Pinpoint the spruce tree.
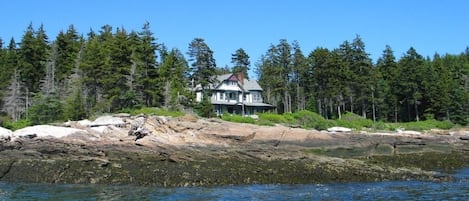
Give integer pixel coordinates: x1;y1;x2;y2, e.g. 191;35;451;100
231;48;250;79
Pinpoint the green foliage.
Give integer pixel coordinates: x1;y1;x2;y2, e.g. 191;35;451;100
221;114;255;124
194;95;215;118
1;23;468;129
27;94;64;125
63;89;86;121
122;107;184;117
257;112;290;124
290;110;334;130
2;119;32;131
398;119;455;131
336;112;373;129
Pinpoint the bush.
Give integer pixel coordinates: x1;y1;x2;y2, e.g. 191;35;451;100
291;110;334;130
123;107;184;117
336;112;373;129
399;119;455;131
2;119;32;131
222;114;256;124
258;113;289;124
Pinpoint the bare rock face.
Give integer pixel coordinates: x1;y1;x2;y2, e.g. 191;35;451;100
327;127;352;133
12;125;86;140
0;127;12;142
90;115;127;127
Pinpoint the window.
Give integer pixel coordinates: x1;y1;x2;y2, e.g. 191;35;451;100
231;81;237;86
253;93;262;102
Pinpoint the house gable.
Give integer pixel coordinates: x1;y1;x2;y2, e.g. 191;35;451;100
194;72;274;115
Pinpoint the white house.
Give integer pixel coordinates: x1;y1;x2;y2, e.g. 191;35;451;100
194;73;274;116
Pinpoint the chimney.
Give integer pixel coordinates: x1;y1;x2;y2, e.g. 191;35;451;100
237;72;244;85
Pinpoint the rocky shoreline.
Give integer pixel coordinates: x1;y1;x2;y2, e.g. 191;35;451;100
1;114;468;186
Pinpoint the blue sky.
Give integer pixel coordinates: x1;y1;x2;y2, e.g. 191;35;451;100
1;0;469;78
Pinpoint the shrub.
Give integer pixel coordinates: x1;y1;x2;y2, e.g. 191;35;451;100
222;114;255;124
290;110;334;130
336;112;373;129
124;107;184;117
258;113;289;124
2;119;32;131
399;119;455;131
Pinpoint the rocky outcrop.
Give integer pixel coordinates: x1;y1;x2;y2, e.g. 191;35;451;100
0;114;468;186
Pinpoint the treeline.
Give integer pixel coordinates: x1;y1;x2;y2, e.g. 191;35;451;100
257;37;469;125
0;23;468;126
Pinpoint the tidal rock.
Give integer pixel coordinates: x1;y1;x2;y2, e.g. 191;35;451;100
327;127;352;133
0;126;12;142
91;115;126;127
12;125;86;140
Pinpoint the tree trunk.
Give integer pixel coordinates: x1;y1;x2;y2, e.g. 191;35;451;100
317;99;322;116
164;80;170;108
349;95;354;113
372;91;376;122
394;105;398;123
414;98;419;122
337;105;341;119
296;83;301;111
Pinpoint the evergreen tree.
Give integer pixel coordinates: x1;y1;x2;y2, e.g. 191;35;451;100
159;48;190;109
291;41;307;112
397;47;426;121
256;45;282;112
187;38;217;117
134;22;159;107
231;48;250;79
187;38;217;90
104;27;133;111
80;29;106;113
349;35;373;118
55;25;81;94
18;24;46;99
376;45;399;122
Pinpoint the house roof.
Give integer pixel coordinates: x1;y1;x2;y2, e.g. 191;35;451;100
194;73;263;92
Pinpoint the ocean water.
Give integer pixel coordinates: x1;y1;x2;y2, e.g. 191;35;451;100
1;168;468;201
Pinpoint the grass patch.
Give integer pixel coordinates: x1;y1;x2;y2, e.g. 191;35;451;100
2;119;32;131
393;119;455;131
121;107;185;117
257;113;291;124
290;110;335;130
336;112;373;130
221;114;256;124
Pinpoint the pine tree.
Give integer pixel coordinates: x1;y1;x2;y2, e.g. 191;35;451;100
159;48;190;109
291;41;307;111
397;47;426;121
188;38;217;90
80;29;106;113
134;22;159;107
376;45;399;122
231;48;250;79
349;35;373;118
55;25;81;95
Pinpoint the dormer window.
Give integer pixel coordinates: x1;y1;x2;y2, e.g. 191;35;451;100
231;81;237;86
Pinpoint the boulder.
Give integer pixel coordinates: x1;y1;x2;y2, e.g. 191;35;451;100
327;127;352;133
91;115;126;127
77;119;93;127
0;126;13;142
396;128;421;135
12;125;85;140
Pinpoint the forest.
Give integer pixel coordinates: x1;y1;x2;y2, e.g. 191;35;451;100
0;23;468;128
